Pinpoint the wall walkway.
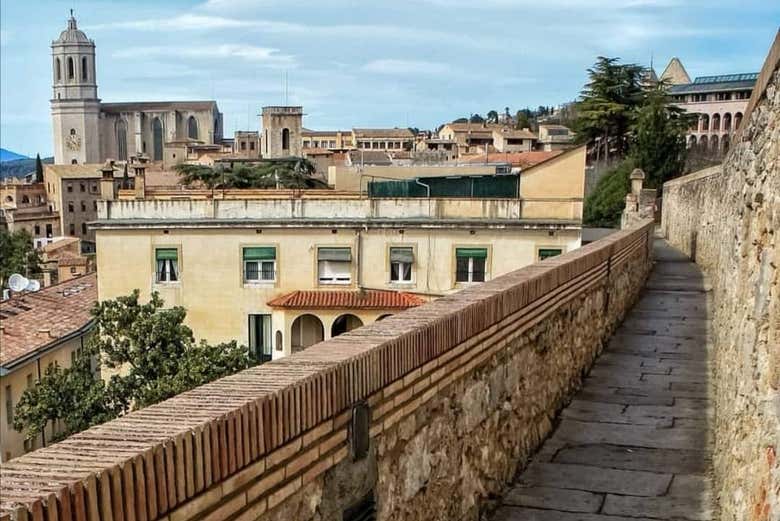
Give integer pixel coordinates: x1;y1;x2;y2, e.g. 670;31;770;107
491;239;714;521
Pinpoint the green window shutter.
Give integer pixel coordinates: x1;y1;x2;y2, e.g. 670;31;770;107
155;248;178;261
244;247;276;261
389;247;414;263
318;247;352;262
456;248;487;259
538;248;562;260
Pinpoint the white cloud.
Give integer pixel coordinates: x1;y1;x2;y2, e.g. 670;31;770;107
363;59;454;76
113;44;296;68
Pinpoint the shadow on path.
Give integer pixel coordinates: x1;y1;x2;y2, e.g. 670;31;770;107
490;239;714;521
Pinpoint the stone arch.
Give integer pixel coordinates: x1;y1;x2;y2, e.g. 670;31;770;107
331;314;363;337
187;116;199;140
699;135;708;151
55;58;61;82
282;128;290;151
710;135;719;153
4;195;13;203
688;135;697;148
699;114;709;132
734;112;743;130
116;119;128;161
81;56;88;81
723;113;732;132
711;113;720;131
21;195;30;204
291;314;324;353
275;330;283;352
152;118;164;161
722;135;730;154
67;57;74;80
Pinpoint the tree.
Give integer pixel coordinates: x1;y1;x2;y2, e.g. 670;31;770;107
469;113;485;124
0;229;42;288
583;159;634;227
34;154;44;183
452;117;468;124
574;57;645;162
515;110;532;130
630;85;692;187
14;291;253;442
486;110;499;124
175;158;327;190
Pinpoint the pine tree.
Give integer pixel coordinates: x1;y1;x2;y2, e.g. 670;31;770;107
34;154;44;183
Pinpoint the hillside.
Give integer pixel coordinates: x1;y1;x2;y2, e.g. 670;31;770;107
0;156;54;180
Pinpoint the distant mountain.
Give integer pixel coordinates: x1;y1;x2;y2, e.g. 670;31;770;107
0;148;29;162
0;156;54;180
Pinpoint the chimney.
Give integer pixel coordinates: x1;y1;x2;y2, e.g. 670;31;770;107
630;168;645;196
99;160;116;201
132;154;149;199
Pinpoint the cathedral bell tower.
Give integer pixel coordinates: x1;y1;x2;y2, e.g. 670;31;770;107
51;11;101;165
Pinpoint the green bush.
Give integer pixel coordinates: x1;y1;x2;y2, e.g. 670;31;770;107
583;159;634;228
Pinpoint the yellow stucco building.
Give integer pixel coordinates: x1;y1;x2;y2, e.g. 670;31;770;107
93;147;585;360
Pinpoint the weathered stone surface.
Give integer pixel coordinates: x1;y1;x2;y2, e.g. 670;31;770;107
554;444;710;474
518;462;671;496
492;506;658;521
662;47;780;521
502;485;603;513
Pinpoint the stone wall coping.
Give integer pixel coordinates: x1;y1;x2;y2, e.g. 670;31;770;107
737;29;780;139
662;165;723;188
0;219;654;521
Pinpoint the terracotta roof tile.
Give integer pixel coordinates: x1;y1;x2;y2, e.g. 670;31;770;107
460;150;563;168
267;290;426;310
0;273;96;368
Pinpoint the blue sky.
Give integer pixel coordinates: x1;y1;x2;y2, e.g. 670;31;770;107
1;0;778;157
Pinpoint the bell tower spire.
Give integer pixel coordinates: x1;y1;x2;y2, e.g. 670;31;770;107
50;11;101;165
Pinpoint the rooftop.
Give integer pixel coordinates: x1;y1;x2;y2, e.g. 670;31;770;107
668;73;758;95
353;128;415;138
460;150;564;169
267;290;426;310
0;273;96;370
100;101;218;113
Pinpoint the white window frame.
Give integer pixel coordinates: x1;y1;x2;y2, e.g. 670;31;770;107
318;259;352;285
390;260;413;283
244;259;276;283
155;249;179;284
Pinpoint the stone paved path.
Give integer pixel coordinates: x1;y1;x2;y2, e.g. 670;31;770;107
492;239;714;521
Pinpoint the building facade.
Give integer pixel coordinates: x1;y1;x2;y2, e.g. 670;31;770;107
0;274;96;462
0;181;60;247
261;106;303;158
94;146;585;360
50;14;223;166
661;58;757;155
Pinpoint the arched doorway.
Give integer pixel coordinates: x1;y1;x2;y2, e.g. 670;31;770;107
116;119;128;161
152;118;164;161
723;113;732;132
187;116;199;140
291;314;324;353
734;112;743;131
711;113;720;131
699;114;709;132
331;314;363;337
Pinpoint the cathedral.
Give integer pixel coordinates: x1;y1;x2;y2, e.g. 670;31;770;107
50;13;223;165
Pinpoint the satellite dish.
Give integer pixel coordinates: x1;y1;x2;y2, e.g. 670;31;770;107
26;279;41;292
8;274;29;292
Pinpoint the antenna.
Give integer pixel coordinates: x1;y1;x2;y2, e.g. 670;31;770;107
8;274;29;292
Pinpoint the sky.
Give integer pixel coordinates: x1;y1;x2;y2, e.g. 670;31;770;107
1;0;778;158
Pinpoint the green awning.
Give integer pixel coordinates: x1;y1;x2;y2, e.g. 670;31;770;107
318;247;352;262
244;247;276;261
155;248;178;261
456;248;487;259
390;247;414;263
538;248;562;260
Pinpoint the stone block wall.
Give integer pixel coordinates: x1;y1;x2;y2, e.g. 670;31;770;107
662;34;779;521
0;220;654;521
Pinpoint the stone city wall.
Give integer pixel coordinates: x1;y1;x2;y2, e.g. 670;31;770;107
662;32;779;521
0;220;654;521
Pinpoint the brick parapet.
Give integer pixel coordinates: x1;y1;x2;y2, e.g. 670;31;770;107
0;220;654;521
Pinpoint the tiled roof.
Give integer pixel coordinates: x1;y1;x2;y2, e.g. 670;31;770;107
0;273;96;369
353;128;414;138
100;101;218;113
493;128;537;139
42;237;79;253
267;290;426;310
460;150;563;168
347;150;392;166
57;254;88;267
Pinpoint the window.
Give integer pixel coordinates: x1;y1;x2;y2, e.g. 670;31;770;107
26;374;33;389
155;248;179;283
5;386;12;426
70;267;77;274
46;224;52;237
91;182;98;193
80;182;86;192
248;314;272;363
240;141;247;151
34;225;41;235
187;116;198;140
71;159;78;165
67;57;74;79
80;201;86;212
538;248;562;261
282;128;290;150
455;248;487;283
93;201;98;211
67;183;73;193
389;247;413;283
68;201;74;213
250;141;255;151
243;247;276;282
81;222;87;235
81;57;88;80
69;223;75;235
55;58;61;81
318;247;351;284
